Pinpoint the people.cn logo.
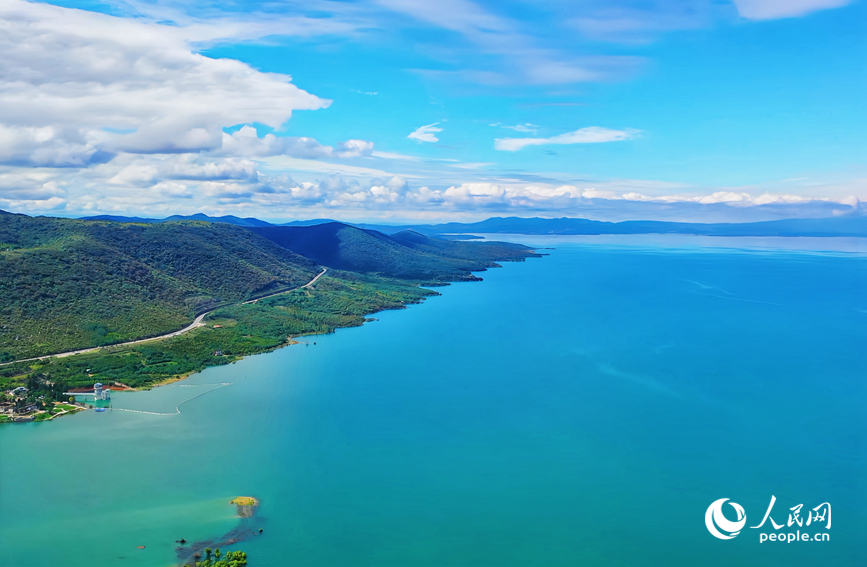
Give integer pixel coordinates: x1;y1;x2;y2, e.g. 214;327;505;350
705;498;747;540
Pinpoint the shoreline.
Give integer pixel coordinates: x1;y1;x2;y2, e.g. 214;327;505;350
3;289;430;421
3;260;540;421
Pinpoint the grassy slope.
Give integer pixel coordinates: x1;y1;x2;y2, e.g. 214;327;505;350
0;272;436;391
0;211;317;360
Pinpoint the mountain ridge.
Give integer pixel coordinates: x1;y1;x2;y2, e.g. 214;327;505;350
0;212;540;361
65;211;867;237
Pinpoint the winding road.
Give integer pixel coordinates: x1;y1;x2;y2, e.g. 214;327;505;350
1;267;328;367
242;266;327;304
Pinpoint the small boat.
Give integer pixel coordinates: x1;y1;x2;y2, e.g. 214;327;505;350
95;408;106;412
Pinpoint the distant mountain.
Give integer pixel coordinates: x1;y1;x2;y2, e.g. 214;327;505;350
74;210;867;237
162;213;276;227
279;218;341;227
398;215;867;238
249;223;541;281
79;214;160;223
78;213;275;227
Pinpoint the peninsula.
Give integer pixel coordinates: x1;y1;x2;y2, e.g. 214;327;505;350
0;210;542;422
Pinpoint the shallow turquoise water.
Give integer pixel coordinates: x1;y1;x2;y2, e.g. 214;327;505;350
2;236;865;566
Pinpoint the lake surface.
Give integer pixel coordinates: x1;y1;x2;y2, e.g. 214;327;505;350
2;235;865;566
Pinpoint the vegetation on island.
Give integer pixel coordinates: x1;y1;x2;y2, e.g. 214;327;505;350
230;496;258;518
195;548;247;567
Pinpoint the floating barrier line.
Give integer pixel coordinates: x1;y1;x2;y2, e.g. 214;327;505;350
109;382;232;416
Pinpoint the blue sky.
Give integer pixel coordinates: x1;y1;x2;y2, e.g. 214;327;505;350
0;0;864;222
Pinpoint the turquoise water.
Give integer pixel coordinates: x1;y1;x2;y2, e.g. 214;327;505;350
2;236;865;566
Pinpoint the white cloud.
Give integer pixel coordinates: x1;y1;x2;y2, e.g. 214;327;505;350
566;3;710;44
500;123;539;133
582;189;621;200
371;151;460;164
107;155;260;186
0;125;105;168
732;0;851;20
260;156;423;179
371;151;427;161
0;171;67;201
407;123;443;143
0;0;331;162
448;162;495;170
443;183;508;205
379;0;644;86
3;161;862;221
220;127;373;159
495;127;639;151
619;190;824;206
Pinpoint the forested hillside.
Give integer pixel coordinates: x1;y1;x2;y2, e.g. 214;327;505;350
0;211;318;360
250;223;540;281
1;211;544;398
1;210;542;367
388;229;542;262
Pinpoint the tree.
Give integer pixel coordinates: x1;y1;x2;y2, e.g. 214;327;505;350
194;548;247;567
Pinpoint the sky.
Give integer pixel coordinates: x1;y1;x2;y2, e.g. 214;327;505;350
0;0;864;223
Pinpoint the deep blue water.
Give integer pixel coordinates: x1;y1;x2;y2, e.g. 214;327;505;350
1;235;865;566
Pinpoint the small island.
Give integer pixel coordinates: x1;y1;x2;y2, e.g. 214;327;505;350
230;496;259;518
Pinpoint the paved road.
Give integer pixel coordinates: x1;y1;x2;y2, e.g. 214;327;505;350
1;268;328;367
243;267;327;304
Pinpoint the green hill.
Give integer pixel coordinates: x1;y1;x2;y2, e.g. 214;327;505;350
0;211;542;365
388;229;542;262
0;211;318;360
0;211;544;398
250;223;541;281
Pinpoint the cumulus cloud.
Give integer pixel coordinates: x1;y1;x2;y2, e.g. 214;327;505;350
443;183;507;206
3;160;862;221
0;171;67;201
107;155;260;186
220;127;373;159
287;174;412;208
732;0;851;19
495;127;639;151
407;123;443;143
0;0;383;214
0;125;111;168
0;1;328;156
0;0;364;168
